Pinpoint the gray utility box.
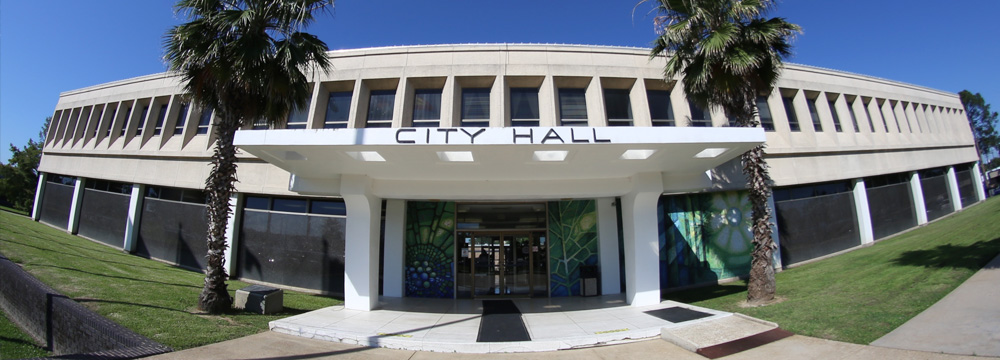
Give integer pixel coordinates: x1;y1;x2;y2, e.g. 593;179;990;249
580;265;599;297
234;285;283;314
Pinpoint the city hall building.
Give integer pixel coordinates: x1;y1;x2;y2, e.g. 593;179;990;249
34;44;985;311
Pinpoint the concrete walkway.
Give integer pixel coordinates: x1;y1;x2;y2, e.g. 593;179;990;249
871;253;1000;357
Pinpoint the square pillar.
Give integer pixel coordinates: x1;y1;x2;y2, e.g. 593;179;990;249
853;179;874;245
31;173;47;221
382;199;406;297
945;166;963;211
596;197;621;295
620;172;664;307
909;172;928;225
124;184;146;252
972;163;987;201
224;193;245;276
67;177;86;234
341;175;382;311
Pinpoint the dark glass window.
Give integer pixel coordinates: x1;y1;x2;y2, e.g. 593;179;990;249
84;179;132;194
120;107;132;136
412;89;442;127
91;109;103;137
558;88;588;126
174;103;189;135
324;92;352;128
756;96;774;131
197;107;212;134
863;102;876;132
648;90;675;127
461;88;490;127
773;180;853;202
251;118;269;130
105;107;117;137
366;90;395;127
245;196;270;210
136;106;149;136
310;200;346;216
828;99;842;132
510;87;540;127
847;100;860;132
781;96;800;131
688;100;711;127
807;98;823;132
286;99;311;129
603;89;632;126
272;198;308;213
153;104;168;135
145;185;205;204
865;172;910;188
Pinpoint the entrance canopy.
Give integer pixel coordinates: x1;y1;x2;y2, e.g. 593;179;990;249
234;126;764;199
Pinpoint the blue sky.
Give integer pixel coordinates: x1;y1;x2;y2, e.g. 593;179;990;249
2;0;998;162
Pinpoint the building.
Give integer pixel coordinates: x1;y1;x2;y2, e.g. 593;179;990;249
34;44;986;311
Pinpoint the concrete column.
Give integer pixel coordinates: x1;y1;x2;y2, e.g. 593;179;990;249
852;179;875;245
341;175;382;311
124;184;146;252
620;172;664;307
31;173;48;221
946;166;963;211
67;177;86;234
223;193;245;276
909;172;928;225
766;194;783;269
596;197;621;295
972;163;987;202
382;199;406;298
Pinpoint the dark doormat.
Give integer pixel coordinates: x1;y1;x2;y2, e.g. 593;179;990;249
644;307;713;323
477;300;531;342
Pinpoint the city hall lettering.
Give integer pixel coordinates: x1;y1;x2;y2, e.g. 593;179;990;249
395;128;612;144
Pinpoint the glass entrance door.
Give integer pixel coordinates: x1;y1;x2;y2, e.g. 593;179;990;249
457;231;547;298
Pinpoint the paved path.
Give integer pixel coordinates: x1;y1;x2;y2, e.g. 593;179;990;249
871;253;1000;357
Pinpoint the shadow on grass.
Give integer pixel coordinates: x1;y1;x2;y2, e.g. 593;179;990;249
661;280;748;304
27;263;202;289
892;238;1000;270
75;298;194;314
2;237;169;272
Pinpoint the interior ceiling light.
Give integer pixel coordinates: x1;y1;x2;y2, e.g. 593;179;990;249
345;151;386;162
437;151;474;162
620;149;657;160
695;148;729;158
532;150;569;162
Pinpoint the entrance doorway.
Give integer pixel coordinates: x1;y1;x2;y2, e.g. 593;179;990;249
457;231;547;298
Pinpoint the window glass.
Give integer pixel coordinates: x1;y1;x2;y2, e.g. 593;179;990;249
781;96;800;131
105;107;117;136
510;88;540;125
462;88;490;127
603;89;632;126
558;88;587;126
756;96;773;131
827;99;842;132
251;118;269;130
325;92;352;128
136;106;149;135
773;180;852;202
245;196;270;210
688;100;711;127
197;107;212;134
91;109;103;137
648;90;675;127
120;107;132;136
310;200;346;216
847;100;860;132
412;89;442;126
366;90;395;127
807;99;823;132
272;198;308;213
863;102;876;132
286;99;311;129
175;103;189;135
154;104;168;135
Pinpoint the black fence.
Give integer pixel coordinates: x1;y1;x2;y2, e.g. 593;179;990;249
238;209;346;296
77;189;130;248
135;198;209;271
956;169;978;208
867;182;917;240
921;175;954;222
775;192;861;265
39;182;73;229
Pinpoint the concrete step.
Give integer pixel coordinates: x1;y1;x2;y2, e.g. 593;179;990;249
661;313;793;359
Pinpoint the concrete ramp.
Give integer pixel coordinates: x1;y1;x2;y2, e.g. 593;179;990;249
661;313;793;359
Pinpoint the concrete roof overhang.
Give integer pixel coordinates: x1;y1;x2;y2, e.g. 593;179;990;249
234;126;764;199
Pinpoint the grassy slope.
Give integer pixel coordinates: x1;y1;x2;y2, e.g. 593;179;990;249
666;196;1000;344
0;310;49;359
0;211;341;350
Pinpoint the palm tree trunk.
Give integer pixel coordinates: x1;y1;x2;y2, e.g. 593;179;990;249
198;118;239;313
743;144;776;304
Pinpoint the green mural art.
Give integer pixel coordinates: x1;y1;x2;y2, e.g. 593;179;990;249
548;200;598;296
405;201;455;298
659;191;753;289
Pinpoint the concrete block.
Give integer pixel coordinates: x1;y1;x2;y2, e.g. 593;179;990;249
235;285;283;314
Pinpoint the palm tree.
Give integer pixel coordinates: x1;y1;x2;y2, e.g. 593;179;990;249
164;0;333;313
648;0;800;305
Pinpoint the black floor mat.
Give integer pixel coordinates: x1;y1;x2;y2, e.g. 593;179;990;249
477;300;531;342
644;306;713;323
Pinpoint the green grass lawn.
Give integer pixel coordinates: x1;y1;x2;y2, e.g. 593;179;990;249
1;310;49;359
665;196;1000;344
0;211;341;350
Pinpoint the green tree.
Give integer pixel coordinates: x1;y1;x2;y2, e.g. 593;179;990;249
648;0;800;304
164;0;334;313
958;90;999;168
0;117;50;213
